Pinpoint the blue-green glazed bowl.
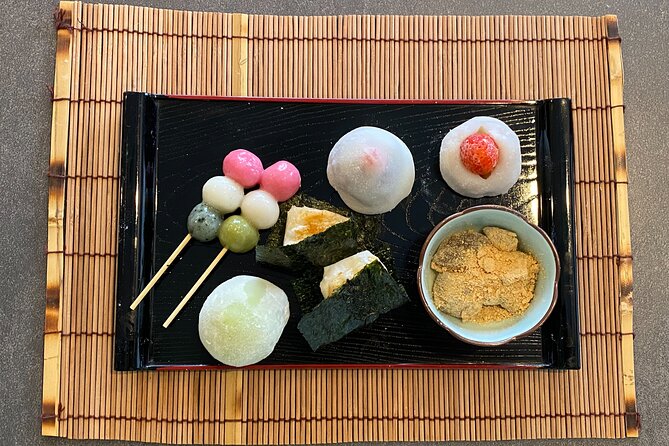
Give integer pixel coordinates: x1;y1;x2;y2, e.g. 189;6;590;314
417;205;560;346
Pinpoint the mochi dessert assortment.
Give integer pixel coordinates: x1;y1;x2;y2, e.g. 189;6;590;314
128;115;531;367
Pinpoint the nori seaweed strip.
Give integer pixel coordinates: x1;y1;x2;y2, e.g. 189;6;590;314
297;261;410;351
291;243;396;316
291;268;324;314
262;194;353;246
256;194;383;269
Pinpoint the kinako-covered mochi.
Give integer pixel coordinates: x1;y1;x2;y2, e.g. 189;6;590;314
430;227;539;323
297;251;409;351
255;194;383;270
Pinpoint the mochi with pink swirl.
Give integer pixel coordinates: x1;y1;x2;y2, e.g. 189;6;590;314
326;126;415;215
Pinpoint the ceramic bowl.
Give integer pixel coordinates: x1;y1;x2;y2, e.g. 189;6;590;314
417;205;560;346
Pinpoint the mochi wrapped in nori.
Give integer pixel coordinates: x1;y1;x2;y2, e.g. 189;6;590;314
255;194;382;269
297;251;410;351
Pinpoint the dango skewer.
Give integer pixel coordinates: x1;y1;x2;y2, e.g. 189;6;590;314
128;151;257;310
162;214;260;328
129;201;227;310
162;156;301;327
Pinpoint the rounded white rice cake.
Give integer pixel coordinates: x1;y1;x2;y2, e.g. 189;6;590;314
198;275;289;367
439;116;521;198
327;126;415;214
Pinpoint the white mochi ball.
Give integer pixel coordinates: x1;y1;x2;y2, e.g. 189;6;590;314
202;176;244;214
240;190;280;230
327;126;415;214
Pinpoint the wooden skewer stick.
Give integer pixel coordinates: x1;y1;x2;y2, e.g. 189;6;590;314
129;233;193;310
162;247;229;328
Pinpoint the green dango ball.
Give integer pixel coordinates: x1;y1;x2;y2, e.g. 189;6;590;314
218;215;259;253
187;203;223;242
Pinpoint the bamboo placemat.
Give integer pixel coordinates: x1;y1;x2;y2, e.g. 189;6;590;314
43;1;639;442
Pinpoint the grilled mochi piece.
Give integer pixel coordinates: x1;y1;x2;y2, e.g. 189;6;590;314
256;194;382;270
298;251;409;351
319;250;385;298
283;206;349;246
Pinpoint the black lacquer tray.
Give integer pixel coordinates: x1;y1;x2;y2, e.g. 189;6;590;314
114;93;579;371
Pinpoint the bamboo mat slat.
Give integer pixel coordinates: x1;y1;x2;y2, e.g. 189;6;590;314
42;1;638;442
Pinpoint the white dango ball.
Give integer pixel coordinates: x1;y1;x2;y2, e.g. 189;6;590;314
240;190;280;230
198;275;290;367
202;176;244;214
439;116;521;198
326;126;415;215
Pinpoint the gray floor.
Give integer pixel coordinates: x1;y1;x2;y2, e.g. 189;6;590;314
1;0;668;445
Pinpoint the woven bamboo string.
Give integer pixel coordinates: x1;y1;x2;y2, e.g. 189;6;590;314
43;2;637;442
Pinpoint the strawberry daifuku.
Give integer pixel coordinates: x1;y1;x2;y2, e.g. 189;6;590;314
439;116;521;198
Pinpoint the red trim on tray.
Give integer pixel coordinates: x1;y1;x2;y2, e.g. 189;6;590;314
161;94;537;106
156;363;543;371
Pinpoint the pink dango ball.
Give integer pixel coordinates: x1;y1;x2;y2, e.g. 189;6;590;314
260;160;301;202
222;149;264;188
